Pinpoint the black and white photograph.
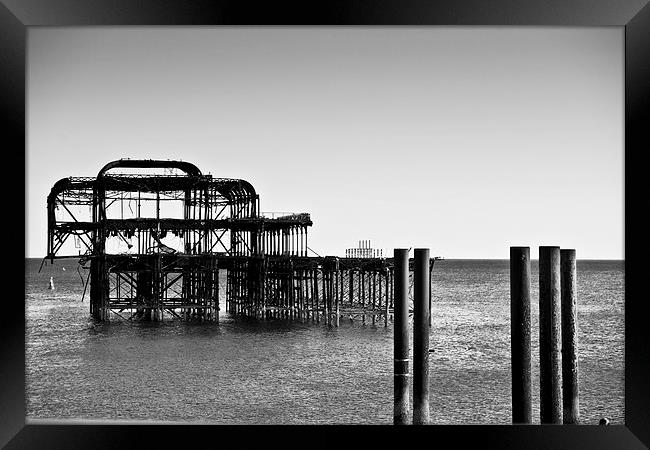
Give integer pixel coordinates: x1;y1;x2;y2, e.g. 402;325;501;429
4;1;649;447
25;26;624;425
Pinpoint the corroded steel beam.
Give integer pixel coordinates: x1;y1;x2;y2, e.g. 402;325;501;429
97;159;202;178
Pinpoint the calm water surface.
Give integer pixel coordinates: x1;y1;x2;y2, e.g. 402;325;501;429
25;258;624;424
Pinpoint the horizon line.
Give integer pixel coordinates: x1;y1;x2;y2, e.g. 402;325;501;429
23;255;625;261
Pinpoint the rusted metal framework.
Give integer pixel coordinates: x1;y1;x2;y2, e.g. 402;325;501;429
45;159;436;324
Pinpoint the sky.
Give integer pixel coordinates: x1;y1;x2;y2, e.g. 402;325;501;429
26;27;623;259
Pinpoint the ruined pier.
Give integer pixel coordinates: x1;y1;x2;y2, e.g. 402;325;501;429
45;159;436;324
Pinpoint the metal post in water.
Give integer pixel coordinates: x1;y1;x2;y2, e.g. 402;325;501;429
539;246;563;424
361;270;366;325
372;272;376;326
561;249;579;424
385;269;390;326
335;269;340;327
510;246;532;424
413;248;430;425
393;248;410;425
428;260;433;328
349;270;354;306
313;268;320;323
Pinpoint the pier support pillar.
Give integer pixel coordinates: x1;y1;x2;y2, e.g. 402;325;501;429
539;246;563;424
561;249;579;424
90;257;110;321
393;248;410;425
510;246;532;423
413;248;430;425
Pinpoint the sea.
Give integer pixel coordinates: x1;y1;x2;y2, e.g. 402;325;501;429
25;258;624;425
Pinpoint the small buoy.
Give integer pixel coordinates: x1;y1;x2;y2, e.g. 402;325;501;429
599;417;610;426
48;276;55;290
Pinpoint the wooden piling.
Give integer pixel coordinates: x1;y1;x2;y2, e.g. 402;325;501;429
393;248;410;425
561;249;579;424
510;246;532;424
413;248;430;425
539;246;563;424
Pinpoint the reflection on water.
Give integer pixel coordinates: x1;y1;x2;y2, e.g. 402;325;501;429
26;259;624;424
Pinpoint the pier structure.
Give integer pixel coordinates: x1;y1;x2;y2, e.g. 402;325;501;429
345;240;384;258
45;159;437;324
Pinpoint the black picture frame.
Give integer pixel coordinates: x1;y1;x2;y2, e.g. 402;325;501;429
3;0;648;448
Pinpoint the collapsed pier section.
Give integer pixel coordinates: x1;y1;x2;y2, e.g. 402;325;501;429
229;255;436;327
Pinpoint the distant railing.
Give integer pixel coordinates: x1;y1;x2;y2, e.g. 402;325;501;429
260;211;311;221
345;239;384;258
